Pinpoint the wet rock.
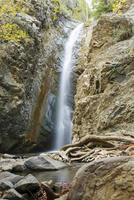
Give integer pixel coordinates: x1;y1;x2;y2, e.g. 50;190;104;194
0;172;23;185
67;156;134;200
12;164;26;173
2;189;23;200
0;181;13;191
24;155;67;171
15;174;39;193
2;154;16;159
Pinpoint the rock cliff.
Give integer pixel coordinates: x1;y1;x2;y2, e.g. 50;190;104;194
0;0;77;153
73;2;134;142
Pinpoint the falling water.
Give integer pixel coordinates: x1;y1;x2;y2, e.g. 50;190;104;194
54;23;83;149
85;0;93;10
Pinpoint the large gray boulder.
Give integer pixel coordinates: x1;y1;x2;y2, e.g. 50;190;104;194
24;155;67;171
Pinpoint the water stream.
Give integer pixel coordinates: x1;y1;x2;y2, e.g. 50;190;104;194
54;23;83;150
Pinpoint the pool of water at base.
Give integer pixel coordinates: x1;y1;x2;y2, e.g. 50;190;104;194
19;163;83;184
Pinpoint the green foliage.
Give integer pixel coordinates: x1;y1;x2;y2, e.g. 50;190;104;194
0;23;29;42
92;0;127;18
0;0;29;42
57;0;89;21
51;0;61;21
112;0;127;14
92;0;112;18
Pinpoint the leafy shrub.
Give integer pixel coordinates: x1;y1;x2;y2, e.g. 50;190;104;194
112;0;127;14
92;0;112;18
92;0;127;18
0;23;29;42
0;0;29;42
51;0;61;21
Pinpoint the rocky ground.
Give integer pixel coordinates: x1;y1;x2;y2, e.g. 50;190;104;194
0;153;70;200
1;153;134;200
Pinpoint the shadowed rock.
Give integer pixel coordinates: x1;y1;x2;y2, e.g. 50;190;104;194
3;189;23;200
15;174;39;193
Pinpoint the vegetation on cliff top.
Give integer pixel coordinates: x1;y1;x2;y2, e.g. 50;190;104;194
0;0;128;42
92;0;127;18
0;0;30;42
55;0;89;21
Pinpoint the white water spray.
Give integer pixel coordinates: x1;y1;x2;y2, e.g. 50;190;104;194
54;23;83;149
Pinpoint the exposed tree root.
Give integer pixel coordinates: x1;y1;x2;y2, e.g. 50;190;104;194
65;147;81;156
70;150;95;162
58;134;134;163
61;135;134;151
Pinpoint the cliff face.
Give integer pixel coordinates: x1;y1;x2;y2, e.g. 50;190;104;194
73;3;134;142
0;0;76;153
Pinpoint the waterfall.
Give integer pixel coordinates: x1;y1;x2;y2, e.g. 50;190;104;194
85;0;93;10
54;23;83;150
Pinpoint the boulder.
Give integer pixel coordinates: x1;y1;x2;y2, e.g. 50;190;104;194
24;155;67;171
67;156;134;200
12;164;26;172
0;181;13;191
0;158;25;172
2;189;23;200
0;172;23;185
15;174;39;193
